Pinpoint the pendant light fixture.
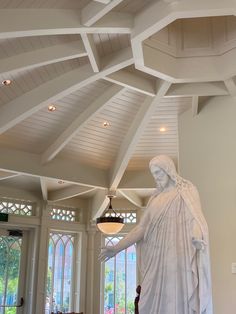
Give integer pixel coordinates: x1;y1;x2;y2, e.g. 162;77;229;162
96;195;124;235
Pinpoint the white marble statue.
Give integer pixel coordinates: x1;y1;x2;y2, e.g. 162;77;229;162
99;155;213;314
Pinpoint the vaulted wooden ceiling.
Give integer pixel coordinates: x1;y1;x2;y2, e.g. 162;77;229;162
0;0;235;218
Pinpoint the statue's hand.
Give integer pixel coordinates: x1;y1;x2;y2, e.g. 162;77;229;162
192;237;206;251
99;246;116;262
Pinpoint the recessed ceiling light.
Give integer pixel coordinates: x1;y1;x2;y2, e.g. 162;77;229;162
48;104;56;112
2;79;12;86
103;121;110;127
58;180;65;184
159;127;166;132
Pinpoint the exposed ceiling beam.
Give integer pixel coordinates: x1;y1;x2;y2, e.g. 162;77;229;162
0;9;131;39
0;47;133;134
104;69;156;96
40;178;48;201
0;147;108;189
224;78;236;96
0;40;87;77
82;0;126;26
94;0;111;4
0;171;19;181
41;85;124;163
118;190;143;207
81;34;100;72
165;82;229;97
192;96;199;117
109;81;171;190
48;185;96;202
91;189;109;220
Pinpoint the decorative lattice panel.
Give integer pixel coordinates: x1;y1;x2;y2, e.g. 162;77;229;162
50;207;78;222
0;199;33;216
105;210;137;223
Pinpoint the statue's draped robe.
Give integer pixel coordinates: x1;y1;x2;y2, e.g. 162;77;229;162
137;185;213;314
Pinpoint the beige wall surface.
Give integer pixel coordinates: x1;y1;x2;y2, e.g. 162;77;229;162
179;96;236;314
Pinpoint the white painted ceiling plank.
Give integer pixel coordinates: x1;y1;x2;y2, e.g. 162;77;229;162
192;96;199;117
40;177;48;200
0;47;133;134
82;0;126;26
0;41;87;76
81;34;100;72
104;69;156;96
0;9;131;39
119;189;143;207
48;185;96;202
41;85;124;163
224;78;236;96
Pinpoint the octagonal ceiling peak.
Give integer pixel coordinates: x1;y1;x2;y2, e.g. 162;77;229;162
131;0;236;83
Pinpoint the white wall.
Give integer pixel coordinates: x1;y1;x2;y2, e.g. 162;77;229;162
179;96;236;314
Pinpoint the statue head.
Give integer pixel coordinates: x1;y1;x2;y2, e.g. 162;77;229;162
149;155;177;190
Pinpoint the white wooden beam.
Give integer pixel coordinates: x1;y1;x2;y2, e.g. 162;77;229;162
118;190;143;207
81;34;100;72
0;47;133;134
0;170;19;181
94;0;111;4
104;69;156;96
48;185;96;202
91;189;109;220
165;82;229;97
40;178;48;201
41;85;124;163
82;0;126;26
0;147;108;188
0;41;87;77
0;9;131;39
224;78;236;96
109;81;171;190
192;96;199;117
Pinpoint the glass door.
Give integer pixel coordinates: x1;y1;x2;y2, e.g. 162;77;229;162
0;229;27;314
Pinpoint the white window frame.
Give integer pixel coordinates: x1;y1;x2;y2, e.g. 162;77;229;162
44;230;82;313
100;233;138;314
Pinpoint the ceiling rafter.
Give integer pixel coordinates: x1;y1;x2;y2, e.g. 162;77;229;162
192;96;199;117
81;34;100;72
0;47;133;135
119;190;143;207
92;80;171;219
165;82;229;97
82;0;126;26
224;78;236;96
48;185;96;202
0;40;87;77
0;147;108;189
104;69;156;96
0;9;132;39
0;171;19;181
40;177;48;201
41;85;124;164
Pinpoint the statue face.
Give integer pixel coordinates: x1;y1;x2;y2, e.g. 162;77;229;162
150;165;170;188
